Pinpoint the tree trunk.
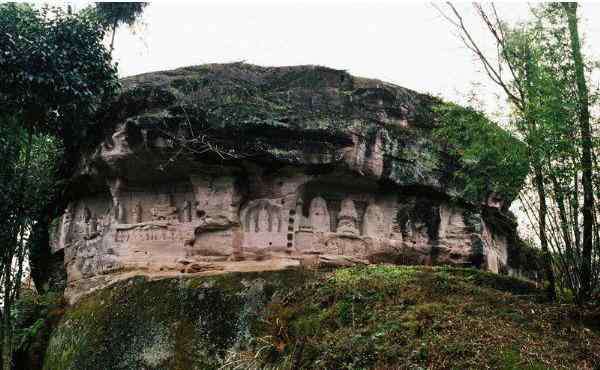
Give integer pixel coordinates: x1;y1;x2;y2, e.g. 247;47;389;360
550;176;578;291
534;165;557;301
109;20;118;56
563;3;595;302
2;125;34;370
522;44;556;301
2;260;11;370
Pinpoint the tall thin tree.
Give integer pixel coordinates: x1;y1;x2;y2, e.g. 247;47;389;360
561;3;595;302
94;2;148;55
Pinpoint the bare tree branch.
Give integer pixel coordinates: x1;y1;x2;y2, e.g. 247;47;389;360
433;2;525;111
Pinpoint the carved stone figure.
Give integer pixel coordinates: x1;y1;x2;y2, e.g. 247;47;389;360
182;200;192;222
116;201;126;224
242;200;282;234
132;202;142;223
79;205;98;238
309;196;330;232
79;206;91;237
97;214;110;235
107;177;125;224
82;206;92;223
336;198;359;235
257;206;270;232
59;206;73;249
294;201;303;231
241;199;286;250
363;203;385;238
87;216;98;238
404;219;414;240
151;194;178;221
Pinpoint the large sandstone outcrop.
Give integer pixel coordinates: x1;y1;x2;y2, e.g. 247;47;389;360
51;63;527;302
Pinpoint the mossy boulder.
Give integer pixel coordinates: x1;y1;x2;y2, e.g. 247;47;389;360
43;267;600;369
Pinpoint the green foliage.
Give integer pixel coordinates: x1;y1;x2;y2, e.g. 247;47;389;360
43;271;312;370
255;267;593;369
0;3;120;367
0;3;119;138
94;2;148;29
0;118;63;271
94;2;148;51
0;119;22;249
0;118;63;369
0;2;119;286
499;4;600;301
434;103;529;203
507;237;544;279
501;13;579;166
13;290;64;353
41;267;600;369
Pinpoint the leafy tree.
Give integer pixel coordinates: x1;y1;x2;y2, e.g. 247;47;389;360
503;5;599;302
434;103;529;204
0;3;119;368
436;3;599;302
0;4;118;140
561;3;596;302
94;2;148;54
436;3;559;300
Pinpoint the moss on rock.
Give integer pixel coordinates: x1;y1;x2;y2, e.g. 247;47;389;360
89;63;527;205
44;267;600;370
43;270;315;370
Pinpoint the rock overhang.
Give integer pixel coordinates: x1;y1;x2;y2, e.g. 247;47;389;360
88;63;523;204
55;63;529;302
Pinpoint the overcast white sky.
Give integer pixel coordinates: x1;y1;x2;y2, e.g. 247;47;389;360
103;1;600;116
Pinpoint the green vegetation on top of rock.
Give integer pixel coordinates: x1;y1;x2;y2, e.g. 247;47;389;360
43;266;599;370
96;63;528;205
434;102;530;203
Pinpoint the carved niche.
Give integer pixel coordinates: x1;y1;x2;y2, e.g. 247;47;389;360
80;205;100;239
309;196;330;232
190;175;239;223
241;199;286;250
150;194;178;221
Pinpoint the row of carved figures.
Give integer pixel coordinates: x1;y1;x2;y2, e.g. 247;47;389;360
59;205;109;247
304;196;386;237
116;194;194;224
59;195;196;246
59;194;388;249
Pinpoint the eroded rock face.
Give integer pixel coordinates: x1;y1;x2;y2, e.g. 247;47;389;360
52;63;525;302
